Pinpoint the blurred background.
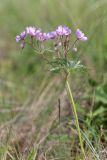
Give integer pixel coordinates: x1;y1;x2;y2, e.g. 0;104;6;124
0;0;107;159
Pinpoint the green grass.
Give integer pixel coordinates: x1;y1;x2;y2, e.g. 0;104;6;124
0;0;107;159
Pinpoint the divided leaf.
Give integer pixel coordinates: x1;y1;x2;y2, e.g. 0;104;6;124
49;58;84;73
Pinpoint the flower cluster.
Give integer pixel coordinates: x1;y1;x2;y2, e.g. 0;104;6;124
16;25;87;55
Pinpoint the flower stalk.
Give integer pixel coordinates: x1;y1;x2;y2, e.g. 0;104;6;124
66;79;86;159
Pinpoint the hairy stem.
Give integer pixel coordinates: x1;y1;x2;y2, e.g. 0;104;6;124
66;80;86;159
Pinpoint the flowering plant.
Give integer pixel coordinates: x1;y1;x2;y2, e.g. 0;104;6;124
16;25;88;159
16;26;87;73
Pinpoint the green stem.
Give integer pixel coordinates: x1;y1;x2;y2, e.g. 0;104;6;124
66;80;86;159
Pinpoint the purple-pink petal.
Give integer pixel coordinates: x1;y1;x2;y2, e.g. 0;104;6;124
47;31;57;39
36;31;49;41
81;36;88;41
26;26;36;36
56;25;71;36
16;35;21;42
76;29;87;41
16;31;26;42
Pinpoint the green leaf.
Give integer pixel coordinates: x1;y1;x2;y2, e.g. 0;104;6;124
49;58;67;66
49;58;84;73
50;67;62;73
95;86;107;104
28;149;37;160
67;60;84;70
41;48;55;54
92;106;106;117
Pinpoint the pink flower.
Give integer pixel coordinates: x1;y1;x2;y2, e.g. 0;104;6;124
56;25;71;36
36;30;48;41
76;29;88;41
47;31;57;39
16;31;26;42
26;26;36;36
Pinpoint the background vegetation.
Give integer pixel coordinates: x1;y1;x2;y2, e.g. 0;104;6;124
0;0;107;159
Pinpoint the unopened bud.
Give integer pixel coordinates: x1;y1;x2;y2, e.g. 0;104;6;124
72;47;77;52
